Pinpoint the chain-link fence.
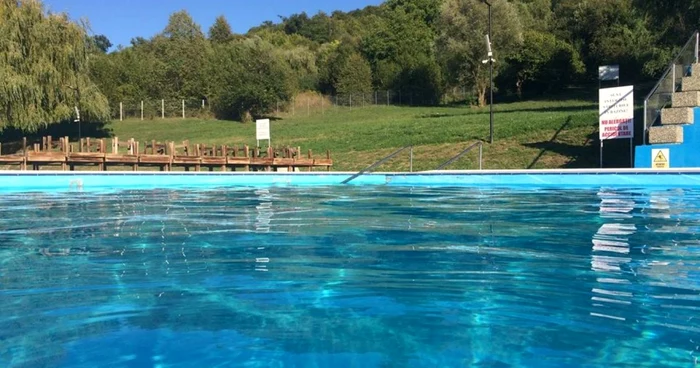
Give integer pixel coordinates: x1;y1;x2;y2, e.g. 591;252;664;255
110;89;477;121
110;99;211;121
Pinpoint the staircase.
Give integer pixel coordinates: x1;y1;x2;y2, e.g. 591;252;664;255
649;64;700;144
635;31;700;168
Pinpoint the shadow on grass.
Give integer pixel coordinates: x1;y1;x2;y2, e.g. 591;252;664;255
416;104;597;120
520;103;646;169
0;121;112;154
523;129;637;169
526;117;572;169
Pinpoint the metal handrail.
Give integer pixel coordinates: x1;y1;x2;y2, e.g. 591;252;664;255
434;141;483;170
341;145;413;184
643;30;699;144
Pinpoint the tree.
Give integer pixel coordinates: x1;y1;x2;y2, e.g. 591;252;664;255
502;30;584;97
163;10;204;40
553;0;664;81
385;0;442;31
514;0;553;33
437;0;523;106
334;53;373;95
209;15;233;45
157;10;210;99
208;37;294;121
633;0;700;50
362;2;443;103
91;34;112;53
0;0;109;131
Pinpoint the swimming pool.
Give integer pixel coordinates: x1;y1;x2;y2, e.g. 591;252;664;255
1;172;699;367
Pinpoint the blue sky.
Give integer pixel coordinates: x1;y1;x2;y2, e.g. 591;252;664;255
42;0;384;50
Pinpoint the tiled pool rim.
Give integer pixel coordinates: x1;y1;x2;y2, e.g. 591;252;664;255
1;169;700;191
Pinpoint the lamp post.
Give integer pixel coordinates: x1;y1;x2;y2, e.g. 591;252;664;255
482;0;494;144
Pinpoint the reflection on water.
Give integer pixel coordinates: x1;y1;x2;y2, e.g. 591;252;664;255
0;186;699;367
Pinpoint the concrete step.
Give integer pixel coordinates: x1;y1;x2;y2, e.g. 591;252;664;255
681;75;700;91
691;63;700;76
648;125;683;144
660;107;694;124
673;91;700;107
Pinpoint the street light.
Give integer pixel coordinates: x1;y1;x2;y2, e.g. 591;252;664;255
481;0;494;144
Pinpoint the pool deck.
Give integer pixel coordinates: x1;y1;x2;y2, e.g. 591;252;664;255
0;168;699;191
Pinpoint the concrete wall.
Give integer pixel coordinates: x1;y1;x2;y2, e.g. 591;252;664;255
635;107;700;168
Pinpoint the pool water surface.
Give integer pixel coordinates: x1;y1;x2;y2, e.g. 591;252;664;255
0;185;699;367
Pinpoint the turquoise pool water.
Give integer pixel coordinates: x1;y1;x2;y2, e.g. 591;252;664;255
1;185;699;367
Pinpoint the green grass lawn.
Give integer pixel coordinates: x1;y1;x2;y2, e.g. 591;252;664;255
3;98;639;171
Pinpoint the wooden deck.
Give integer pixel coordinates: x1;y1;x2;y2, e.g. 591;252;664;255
0;136;333;172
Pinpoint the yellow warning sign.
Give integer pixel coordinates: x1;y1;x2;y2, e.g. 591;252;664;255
652;149;669;169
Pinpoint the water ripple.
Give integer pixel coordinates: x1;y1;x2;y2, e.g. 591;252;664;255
0;186;699;367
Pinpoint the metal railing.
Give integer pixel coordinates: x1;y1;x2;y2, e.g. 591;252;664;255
434;141;483;170
644;31;699;145
341;145;413;184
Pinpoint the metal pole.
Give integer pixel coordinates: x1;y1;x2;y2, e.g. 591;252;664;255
410;146;413;172
161;99;165;119
488;3;494;144
695;32;700;64
643;100;647;145
479;144;483;170
600;140;604;168
630;138;634;168
672;61;676;90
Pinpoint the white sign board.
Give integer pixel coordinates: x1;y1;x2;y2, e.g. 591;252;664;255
599;65;620;81
651;148;670;169
256;119;270;141
599;85;634;140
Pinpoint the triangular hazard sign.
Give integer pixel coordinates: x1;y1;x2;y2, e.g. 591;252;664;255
654;151;667;163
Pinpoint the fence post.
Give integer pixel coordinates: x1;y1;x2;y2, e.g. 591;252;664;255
182;99;185;119
141;100;144;121
119;102;123;121
202;99;205;109
161;99;165;119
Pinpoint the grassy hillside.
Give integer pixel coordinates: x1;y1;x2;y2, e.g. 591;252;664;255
2;98;640;171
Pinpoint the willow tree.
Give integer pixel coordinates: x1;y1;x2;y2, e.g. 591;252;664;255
0;0;109;132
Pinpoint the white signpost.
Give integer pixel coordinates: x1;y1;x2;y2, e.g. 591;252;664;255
256;119;270;147
599;85;634;168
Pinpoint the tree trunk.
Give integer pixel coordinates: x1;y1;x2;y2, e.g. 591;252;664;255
241;111;253;123
478;87;487;107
